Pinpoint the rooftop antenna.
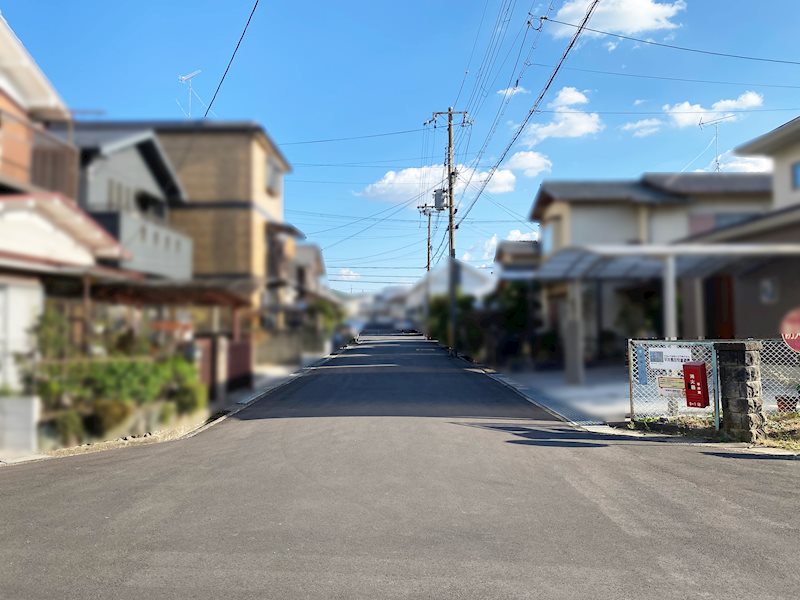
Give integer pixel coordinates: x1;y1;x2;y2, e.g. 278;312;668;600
178;70;202;119
699;114;736;172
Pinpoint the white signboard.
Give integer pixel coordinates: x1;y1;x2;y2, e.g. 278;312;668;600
647;347;693;371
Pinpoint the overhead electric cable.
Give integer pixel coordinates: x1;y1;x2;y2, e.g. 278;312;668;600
542;16;800;66
204;0;261;118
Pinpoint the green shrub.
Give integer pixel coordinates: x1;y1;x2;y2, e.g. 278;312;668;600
159;401;177;425
85;399;132;437
54;410;85;446
174;381;207;414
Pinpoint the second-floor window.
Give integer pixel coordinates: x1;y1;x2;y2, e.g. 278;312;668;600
792;161;800;189
540;218;561;255
267;157;283;197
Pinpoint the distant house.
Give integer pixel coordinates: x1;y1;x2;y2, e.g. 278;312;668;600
493;239;540;281
405;261;497;317
52;125;194;280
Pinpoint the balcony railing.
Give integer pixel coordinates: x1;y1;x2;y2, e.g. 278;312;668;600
0;109;78;198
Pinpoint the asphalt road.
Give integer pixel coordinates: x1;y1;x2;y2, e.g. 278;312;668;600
1;334;799;599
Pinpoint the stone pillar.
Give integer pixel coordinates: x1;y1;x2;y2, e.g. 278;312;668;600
715;341;766;443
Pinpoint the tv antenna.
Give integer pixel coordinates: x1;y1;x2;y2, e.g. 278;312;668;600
699;114;736;172
178;70;202;119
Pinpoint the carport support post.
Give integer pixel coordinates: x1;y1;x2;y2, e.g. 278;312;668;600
662;255;677;340
564;279;585;385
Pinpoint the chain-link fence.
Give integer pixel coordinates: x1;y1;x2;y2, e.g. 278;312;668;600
760;339;800;415
628;340;719;428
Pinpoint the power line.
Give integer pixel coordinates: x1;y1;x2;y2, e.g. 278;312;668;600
537;107;800;116
542;16;800;66
328;279;416;284
453;0;491;107
204;0;261;118
281;128;426;146
529;62;800;90
458;0;601;226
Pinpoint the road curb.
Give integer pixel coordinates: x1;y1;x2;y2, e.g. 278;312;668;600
0;347;351;468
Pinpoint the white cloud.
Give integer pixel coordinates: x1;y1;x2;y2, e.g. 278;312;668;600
360;164;515;202
521;86;603;146
621;118;663;138
604;40;619;52
524;110;604;146
506;229;538;242
549;86;589;108
461;251;473;261
337;268;361;281
701;152;773;173
507;151;552;177
663;91;764;128
633;98;646;106
497;86;530;97
482;234;499;260
550;0;686;38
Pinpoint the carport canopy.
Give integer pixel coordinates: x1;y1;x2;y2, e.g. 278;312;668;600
537;243;800;339
534;243;800;384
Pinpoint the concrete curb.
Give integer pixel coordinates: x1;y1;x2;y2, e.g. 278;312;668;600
0;347;351;468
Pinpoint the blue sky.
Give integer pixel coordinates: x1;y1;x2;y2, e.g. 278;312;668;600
4;0;800;292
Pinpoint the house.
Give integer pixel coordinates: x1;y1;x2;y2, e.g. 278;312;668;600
0;193;125;390
405;260;497;320
50;124;194;279
493;239;540;280
63;120;301;334
0;13;76;198
670;115;800;339
530;173;773;358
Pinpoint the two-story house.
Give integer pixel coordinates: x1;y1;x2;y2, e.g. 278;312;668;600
49;124;194;280
0;13;76;198
0;14;126;393
677;116;800;339
530;173;772;362
70;120;301;334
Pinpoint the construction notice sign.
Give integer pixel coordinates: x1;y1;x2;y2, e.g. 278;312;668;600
781;308;800;353
647;347;693;371
657;376;686;397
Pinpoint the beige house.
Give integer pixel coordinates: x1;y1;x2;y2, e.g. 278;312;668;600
70;120;301;332
531;173;772;356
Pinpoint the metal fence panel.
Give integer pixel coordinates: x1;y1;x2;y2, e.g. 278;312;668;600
629;340;719;426
759;339;800;415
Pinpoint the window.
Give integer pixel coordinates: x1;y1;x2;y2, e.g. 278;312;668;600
793;162;800;189
107;180;114;208
267;157;283;197
540;218;561;255
689;213;759;235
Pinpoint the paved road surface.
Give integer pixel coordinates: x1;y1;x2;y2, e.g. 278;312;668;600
1;334;799;599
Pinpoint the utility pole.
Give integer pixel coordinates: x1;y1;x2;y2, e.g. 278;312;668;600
425;107;467;354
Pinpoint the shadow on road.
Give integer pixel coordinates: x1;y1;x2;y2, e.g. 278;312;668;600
701;451;799;461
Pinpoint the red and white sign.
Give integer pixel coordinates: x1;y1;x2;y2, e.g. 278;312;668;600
781;308;800;353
